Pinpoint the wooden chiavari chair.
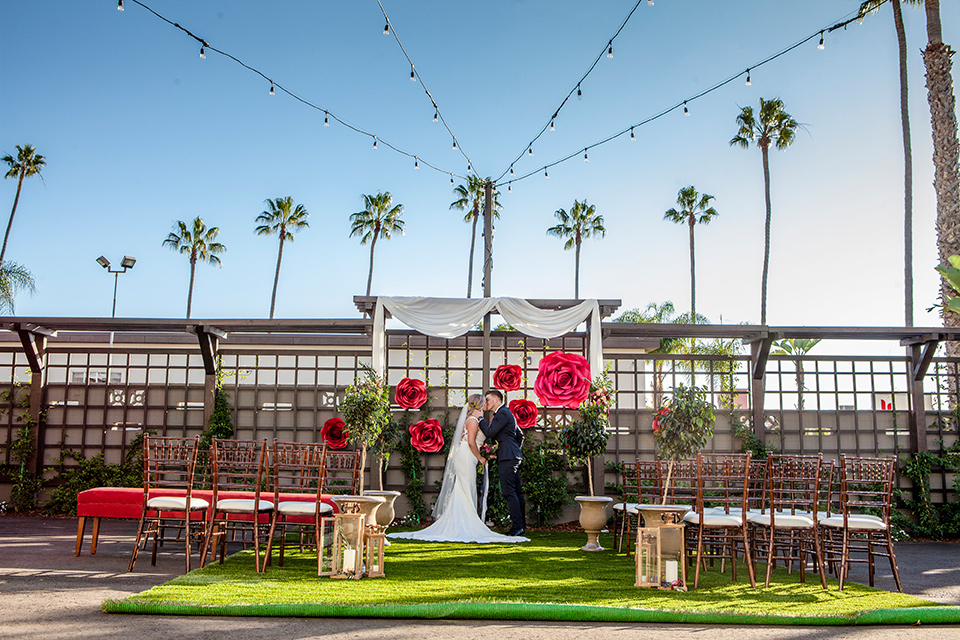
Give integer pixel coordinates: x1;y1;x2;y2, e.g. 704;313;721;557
199;438;273;572
614;460;639;554
128;435;207;573
322;449;363;495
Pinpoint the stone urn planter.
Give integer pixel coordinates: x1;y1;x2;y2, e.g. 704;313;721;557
362;490;400;545
332;494;386;530
575;495;613;551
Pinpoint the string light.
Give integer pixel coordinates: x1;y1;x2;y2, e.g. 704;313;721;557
199;45;205;59
414;158;419;170
550;119;555;132
544;169;549;179
118;0;124;11
433;111;438;122
577;84;582;100
372;137;378;150
508;185;512;193
528;146;533;157
410;67;415;81
745;69;751;86
583;151;589;163
324;112;329;127
450;175;454;185
683;101;689;116
468;164;472;173
630;127;636;141
269;82;275;95
383;23;390;35
510;167;514;177
818;31;825;50
607;42;614;59
452;139;457;150
648;0;654;5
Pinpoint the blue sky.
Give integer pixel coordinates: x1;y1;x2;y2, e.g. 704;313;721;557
3;1;959;346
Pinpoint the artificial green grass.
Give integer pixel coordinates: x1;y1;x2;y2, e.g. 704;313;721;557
106;532;947;623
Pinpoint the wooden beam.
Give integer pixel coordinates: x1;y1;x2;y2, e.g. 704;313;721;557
912;339;940;381
195;328;219;375
752;335;775;381
16;329;44;374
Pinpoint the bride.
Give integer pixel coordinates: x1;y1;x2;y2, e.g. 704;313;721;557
388;394;529;543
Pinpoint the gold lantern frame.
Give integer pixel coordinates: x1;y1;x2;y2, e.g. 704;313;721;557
635;523;686;589
329;511;365;579
364;524;387;578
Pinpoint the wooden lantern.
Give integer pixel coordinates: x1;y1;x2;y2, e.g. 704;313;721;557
635;528;660;587
330;512;365;579
364;524;387;578
317;516;336;577
635;524;686;589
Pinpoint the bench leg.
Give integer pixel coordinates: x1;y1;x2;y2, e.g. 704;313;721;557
90;517;101;555
75;517;87;556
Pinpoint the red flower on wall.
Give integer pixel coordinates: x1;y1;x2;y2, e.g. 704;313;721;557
321;417;349;449
409;418;444;453
533;351;591;409
509;399;539;429
652;407;671;435
493;364;523;392
395;377;428;409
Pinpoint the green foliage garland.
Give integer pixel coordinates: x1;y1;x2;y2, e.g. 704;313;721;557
897;441;960;539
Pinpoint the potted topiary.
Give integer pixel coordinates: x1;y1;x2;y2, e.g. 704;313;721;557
652;383;716;503
339;364;392;522
560;371;615;551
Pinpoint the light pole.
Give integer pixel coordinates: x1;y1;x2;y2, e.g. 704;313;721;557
97;255;136;317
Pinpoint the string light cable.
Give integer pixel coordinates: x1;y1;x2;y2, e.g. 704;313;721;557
497;5;878;188
377;0;478;176
121;0;467;181
494;0;649;183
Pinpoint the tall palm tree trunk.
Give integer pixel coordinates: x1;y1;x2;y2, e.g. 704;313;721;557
467;213;479;298
760;143;773;326
893;0;914;327
0;168;25;264
689;217;697;353
186;260;197;319
574;239;581;299
269;236;285;319
365;234;379;296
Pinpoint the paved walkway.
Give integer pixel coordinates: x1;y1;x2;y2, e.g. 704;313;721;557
0;515;957;640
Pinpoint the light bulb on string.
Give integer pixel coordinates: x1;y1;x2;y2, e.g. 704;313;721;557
269;83;275;95
648;0;654;5
324;113;329;127
468;164;472;173
372;138;378;150
118;0;124;11
577;84;582;100
433;111;438;122
414;158;419;170
450;175;454;185
383;23;390;35
818;31;824;50
528;146;533;157
550;119;555;132
544;169;549;179
510;167;514;177
683;101;690;116
200;46;206;59
410;67;415;82
745;69;751;86
584;151;589;163
607;42;614;59
508;185;512;193
452;139;457;150
630;127;636;141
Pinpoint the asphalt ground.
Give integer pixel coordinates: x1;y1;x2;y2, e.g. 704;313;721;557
1;515;957;640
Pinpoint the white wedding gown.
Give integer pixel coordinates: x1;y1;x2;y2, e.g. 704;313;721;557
388;418;529;544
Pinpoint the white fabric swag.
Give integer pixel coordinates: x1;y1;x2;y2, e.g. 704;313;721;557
372;297;603;380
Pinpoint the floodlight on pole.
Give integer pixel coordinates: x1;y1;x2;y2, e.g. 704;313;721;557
97;254;136;318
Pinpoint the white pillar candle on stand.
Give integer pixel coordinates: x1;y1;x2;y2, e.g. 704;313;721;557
665;560;679;583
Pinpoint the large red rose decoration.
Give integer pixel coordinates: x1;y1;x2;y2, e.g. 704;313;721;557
533;351;591;409
321;417;349;449
493;364;523;392
409;418;444;453
395;377;427;409
509;399;539;429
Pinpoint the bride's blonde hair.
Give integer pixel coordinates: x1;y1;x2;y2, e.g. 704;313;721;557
467;393;484;410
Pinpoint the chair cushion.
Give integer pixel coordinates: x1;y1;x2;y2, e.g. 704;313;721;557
215;498;274;513
751;512;815;528
146;496;209;511
278;501;334;516
684;511;746;527
819;515;887;531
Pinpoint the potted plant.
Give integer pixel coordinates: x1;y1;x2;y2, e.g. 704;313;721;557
560;371;615;551
652;383;716;503
339;364;391;495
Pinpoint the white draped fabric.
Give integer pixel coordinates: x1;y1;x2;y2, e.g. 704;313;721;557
372;297;602;379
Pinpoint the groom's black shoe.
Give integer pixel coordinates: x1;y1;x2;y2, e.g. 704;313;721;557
508;528;525;537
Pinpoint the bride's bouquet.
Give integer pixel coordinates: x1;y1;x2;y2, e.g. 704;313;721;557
478;442;498;474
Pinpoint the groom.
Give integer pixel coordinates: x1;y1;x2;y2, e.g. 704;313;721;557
478;389;526;536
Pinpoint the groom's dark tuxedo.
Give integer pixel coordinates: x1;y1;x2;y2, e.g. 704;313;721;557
479;404;526;533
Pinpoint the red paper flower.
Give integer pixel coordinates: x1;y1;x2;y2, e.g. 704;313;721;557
409;418;444;453
509;399;539;429
321;417;349;449
533;351;591;409
652;407;671;435
493;364;523;392
395;377;428;409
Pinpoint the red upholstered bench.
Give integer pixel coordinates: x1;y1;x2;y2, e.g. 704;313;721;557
75;487;337;555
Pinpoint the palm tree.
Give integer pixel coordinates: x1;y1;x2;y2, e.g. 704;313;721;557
771;338;821;410
730;98;798;326
663;186;718;326
859;0;922;327
162;217;226;319
350;192;405;296
255;196;310;319
0;261;36;315
450;176;501;298
1;144;46;264
546;199;606;299
922;1;960;335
